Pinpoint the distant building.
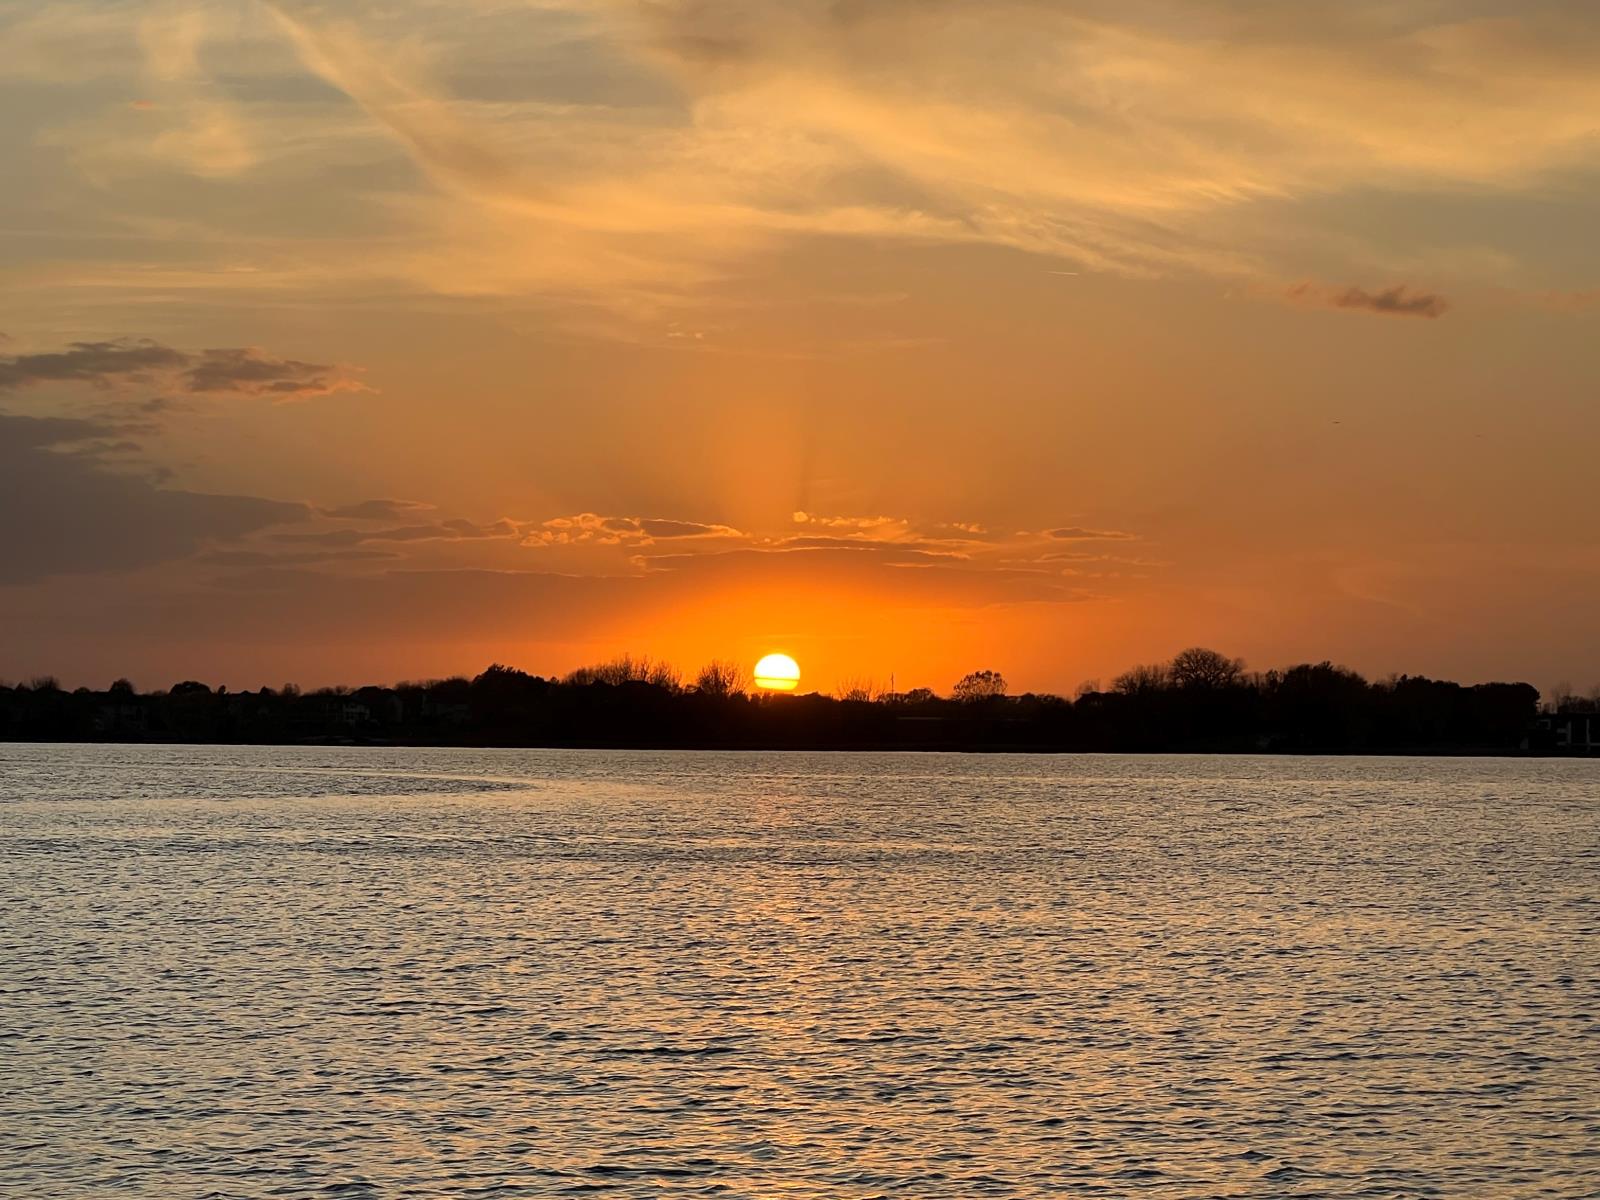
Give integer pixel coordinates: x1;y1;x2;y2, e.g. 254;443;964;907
93;703;147;736
354;687;403;724
313;695;372;727
417;693;471;725
1530;711;1600;754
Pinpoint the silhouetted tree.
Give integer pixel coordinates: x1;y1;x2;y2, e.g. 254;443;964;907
471;664;544;703
952;670;1007;702
567;654;681;690
0;651;1558;754
835;678;882;703
1553;684;1600;714
693;660;747;698
473;663;541;692
645;661;682;692
1270;661;1372;748
1168;647;1245;690
1113;663;1167;695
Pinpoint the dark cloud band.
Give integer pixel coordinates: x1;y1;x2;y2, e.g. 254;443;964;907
0;338;367;398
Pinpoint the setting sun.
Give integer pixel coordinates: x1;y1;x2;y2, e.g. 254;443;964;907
753;653;802;692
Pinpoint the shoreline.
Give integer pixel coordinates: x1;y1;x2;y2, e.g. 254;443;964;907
4;737;1591;758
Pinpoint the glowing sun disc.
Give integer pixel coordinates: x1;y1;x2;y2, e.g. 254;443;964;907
753;653;801;692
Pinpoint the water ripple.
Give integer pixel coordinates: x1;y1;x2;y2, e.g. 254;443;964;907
0;745;1595;1198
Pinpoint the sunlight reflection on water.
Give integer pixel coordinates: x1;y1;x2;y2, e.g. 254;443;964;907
1;745;1596;1197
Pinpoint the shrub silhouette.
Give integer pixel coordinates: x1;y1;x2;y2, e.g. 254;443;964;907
694;660;747;698
952;670;1007;702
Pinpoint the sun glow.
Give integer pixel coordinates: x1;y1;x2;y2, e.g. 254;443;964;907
753;653;802;692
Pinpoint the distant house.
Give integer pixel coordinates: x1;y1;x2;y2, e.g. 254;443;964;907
354;687;403;724
417;693;471;725
93;702;146;736
313;695;372;727
1530;711;1600;754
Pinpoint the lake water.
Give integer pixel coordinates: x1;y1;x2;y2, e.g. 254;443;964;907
1;745;1596;1198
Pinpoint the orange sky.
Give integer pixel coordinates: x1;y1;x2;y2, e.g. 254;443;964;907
1;1;1598;695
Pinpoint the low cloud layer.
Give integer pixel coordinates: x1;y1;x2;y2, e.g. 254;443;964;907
0;340;186;391
276;518;520;548
0;413;307;584
1287;283;1450;319
0;338;367;399
184;347;367;398
320;499;437;521
190;502;1150;589
1047;526;1139;542
527;513;747;548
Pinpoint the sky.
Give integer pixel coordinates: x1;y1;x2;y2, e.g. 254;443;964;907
2;0;1597;695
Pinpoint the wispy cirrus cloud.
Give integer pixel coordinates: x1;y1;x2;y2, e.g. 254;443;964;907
30;0;1591;320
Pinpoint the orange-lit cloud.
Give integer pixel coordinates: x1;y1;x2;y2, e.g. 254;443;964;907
1047;527;1139;542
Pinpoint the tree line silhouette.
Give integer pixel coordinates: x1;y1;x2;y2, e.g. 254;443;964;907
2;646;1584;753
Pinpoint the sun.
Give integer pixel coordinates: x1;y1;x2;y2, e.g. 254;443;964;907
753;653;801;692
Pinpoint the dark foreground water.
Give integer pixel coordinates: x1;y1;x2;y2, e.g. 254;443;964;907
1;746;1596;1198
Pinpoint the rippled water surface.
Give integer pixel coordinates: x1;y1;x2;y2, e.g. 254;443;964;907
2;745;1596;1198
